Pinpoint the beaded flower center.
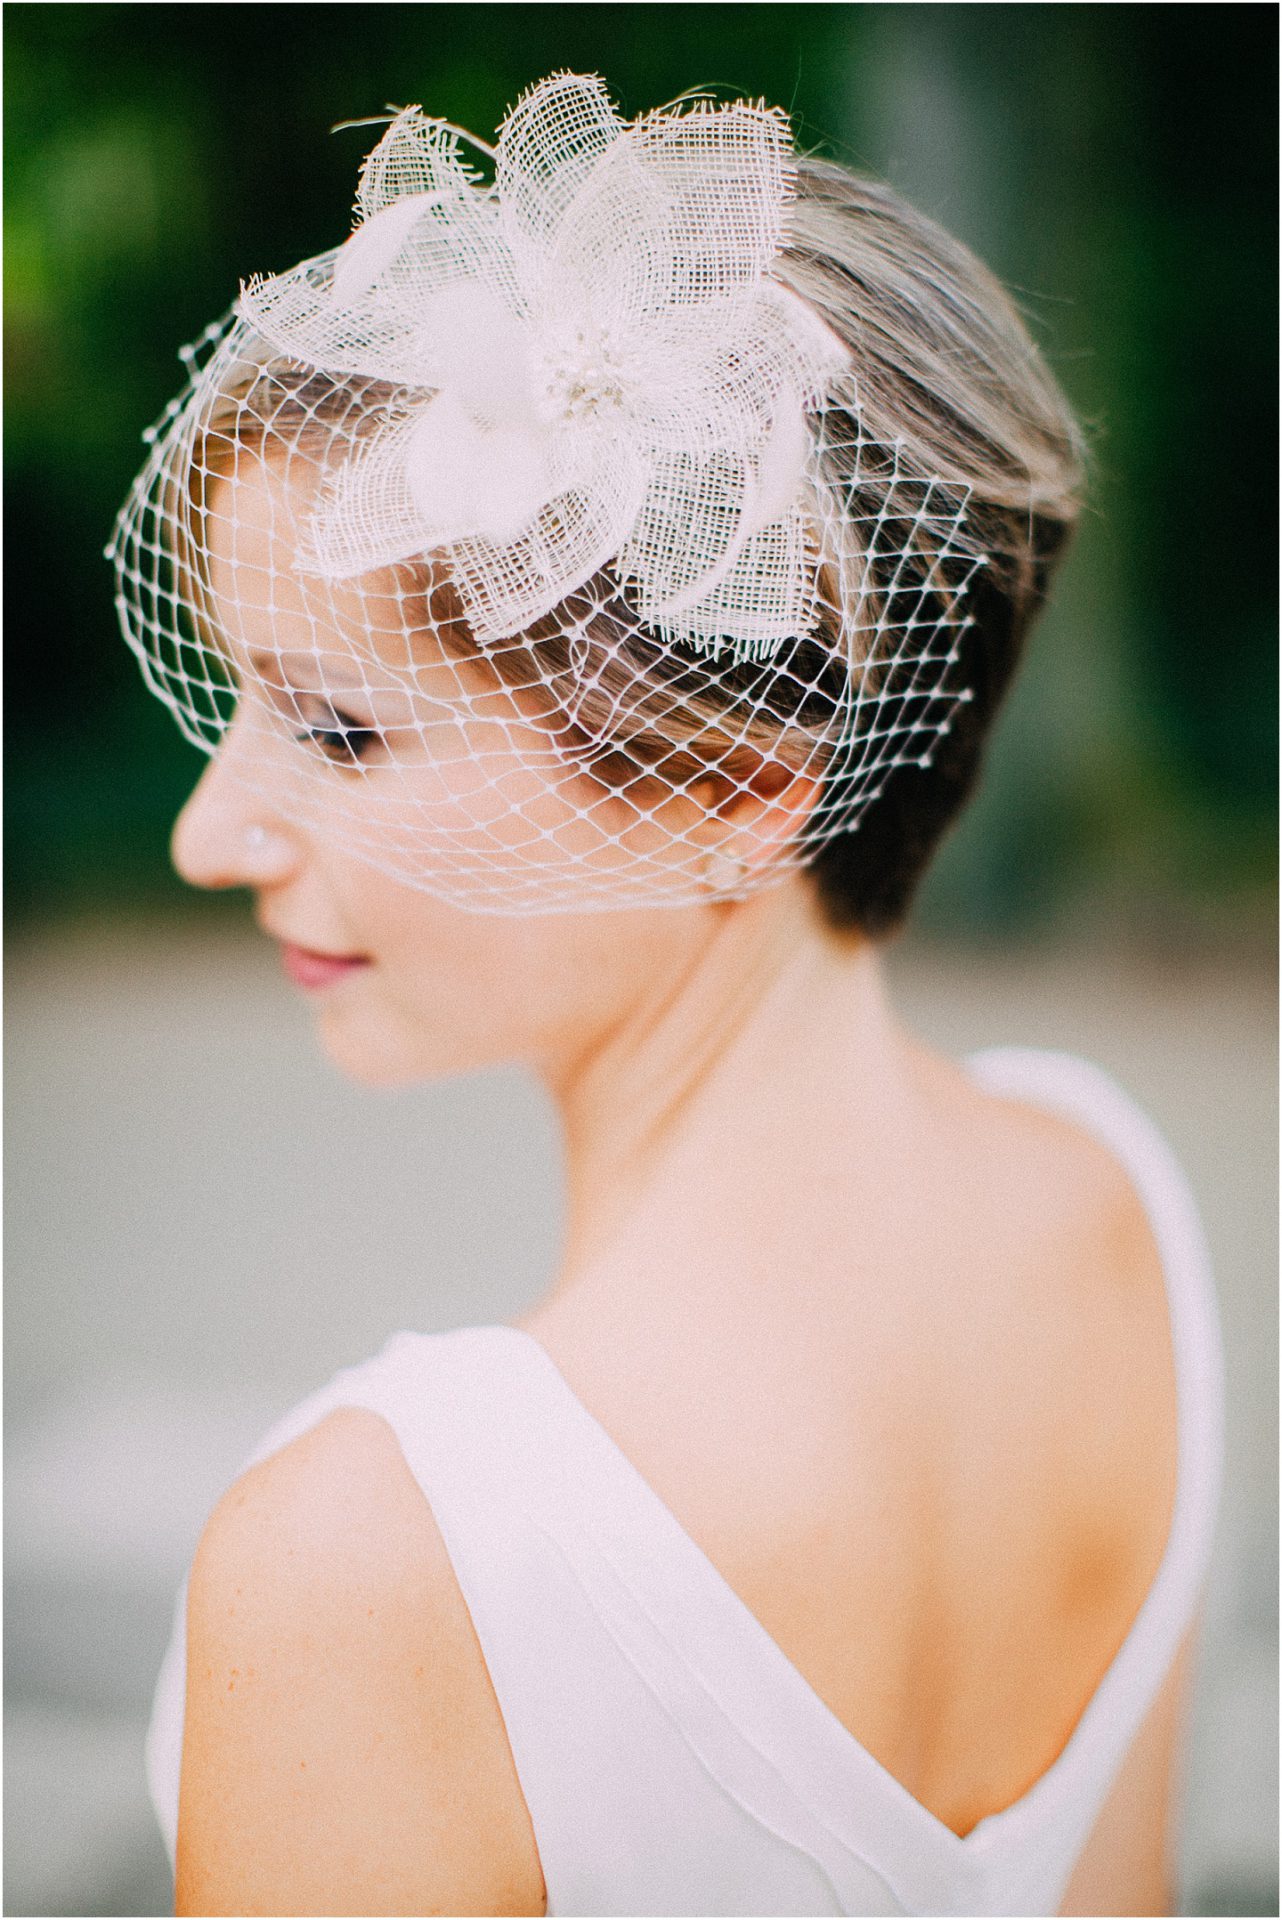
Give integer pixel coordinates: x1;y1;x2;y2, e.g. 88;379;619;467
539;326;637;423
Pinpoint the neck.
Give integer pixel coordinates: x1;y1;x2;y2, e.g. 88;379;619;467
532;880;919;1318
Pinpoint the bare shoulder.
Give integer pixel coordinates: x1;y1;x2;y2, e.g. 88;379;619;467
962;1060;1183;1593
964;1057;1168;1261
190;1404;448;1607
983;1061;1177;1388
938;1062;1190;1893
178;1407;545;1917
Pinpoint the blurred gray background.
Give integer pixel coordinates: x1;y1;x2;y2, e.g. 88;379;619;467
6;4;1277;1915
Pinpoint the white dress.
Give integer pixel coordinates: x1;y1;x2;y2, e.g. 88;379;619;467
146;1048;1226;1915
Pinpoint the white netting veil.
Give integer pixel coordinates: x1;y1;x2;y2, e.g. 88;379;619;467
109;71;984;915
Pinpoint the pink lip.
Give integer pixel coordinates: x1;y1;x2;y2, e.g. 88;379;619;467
279;942;370;992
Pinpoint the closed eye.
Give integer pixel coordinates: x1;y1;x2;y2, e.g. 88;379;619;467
295;714;382;767
286;691;383;768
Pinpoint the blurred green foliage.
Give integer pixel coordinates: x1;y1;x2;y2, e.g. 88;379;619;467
5;3;1276;935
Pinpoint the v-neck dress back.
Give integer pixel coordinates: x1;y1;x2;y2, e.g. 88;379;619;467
146;1048;1225;1915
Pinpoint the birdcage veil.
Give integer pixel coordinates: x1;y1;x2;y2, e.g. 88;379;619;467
109;70;983;915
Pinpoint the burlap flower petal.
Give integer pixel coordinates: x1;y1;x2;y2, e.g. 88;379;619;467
239;113;520;391
354;108;487;222
496;71;625;279
616;446;748;611
448;426;650;642
624;97;794;305
629;284;848;459
302;342;554;581
615;443;821;652
651;508;820;655
239;229;520;395
532;95;793;341
301;407;451;577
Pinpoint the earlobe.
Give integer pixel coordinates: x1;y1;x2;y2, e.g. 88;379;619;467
746;762;823;852
693;761;823;897
698;843;750;899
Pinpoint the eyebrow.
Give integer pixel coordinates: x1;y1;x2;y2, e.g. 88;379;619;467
248;648;370;694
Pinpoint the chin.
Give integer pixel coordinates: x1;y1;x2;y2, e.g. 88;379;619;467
313;1003;492;1087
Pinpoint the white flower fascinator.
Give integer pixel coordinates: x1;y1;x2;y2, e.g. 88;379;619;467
238;72;852;661
109;71;983;915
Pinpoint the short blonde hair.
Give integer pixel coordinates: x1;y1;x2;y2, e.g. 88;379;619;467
779;157;1085;932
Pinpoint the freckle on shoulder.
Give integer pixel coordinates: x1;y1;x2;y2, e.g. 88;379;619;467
191;1405;451;1621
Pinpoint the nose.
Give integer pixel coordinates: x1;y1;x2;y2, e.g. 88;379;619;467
170;708;301;892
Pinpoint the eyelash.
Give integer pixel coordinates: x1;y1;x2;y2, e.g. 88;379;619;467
293;714;381;767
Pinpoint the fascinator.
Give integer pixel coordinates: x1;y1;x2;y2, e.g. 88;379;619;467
110;72;981;912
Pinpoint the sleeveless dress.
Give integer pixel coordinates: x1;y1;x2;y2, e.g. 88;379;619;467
145;1048;1226;1916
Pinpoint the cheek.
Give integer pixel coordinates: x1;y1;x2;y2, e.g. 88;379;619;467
313;954;508;1084
324;871;540;1072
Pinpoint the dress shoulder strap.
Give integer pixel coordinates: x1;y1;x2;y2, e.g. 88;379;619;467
964;1044;1225;1603
960;1045;1226;1828
147;1329;887;1914
325;1329;909;1913
143;1343;450;1870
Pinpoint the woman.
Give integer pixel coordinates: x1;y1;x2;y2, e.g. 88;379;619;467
113;74;1223;1916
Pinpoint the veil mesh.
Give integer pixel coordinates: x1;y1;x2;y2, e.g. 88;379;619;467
109;73;984;915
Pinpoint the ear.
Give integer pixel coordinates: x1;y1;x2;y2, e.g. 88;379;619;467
689;754;825;880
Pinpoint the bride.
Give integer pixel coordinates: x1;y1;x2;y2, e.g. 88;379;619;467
112;73;1222;1917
